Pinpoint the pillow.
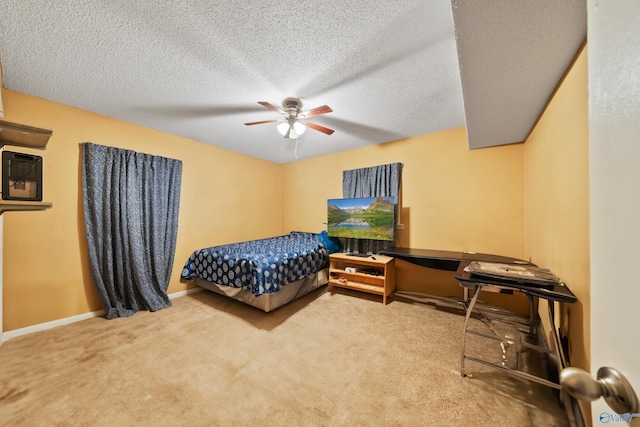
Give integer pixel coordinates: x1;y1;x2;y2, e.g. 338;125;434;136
317;230;342;254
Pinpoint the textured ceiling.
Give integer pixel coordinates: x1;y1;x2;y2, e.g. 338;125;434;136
1;1;585;163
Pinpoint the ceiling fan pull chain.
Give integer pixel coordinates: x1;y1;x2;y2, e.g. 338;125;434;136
294;138;301;160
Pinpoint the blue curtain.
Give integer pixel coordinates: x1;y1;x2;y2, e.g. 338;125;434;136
342;162;403;254
81;143;182;319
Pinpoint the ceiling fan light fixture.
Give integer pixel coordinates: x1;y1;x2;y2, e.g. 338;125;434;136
293;121;306;136
246;98;332;138
277;122;289;136
277;120;306;138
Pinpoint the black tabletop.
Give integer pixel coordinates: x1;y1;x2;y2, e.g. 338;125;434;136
377;247;531;272
455;255;577;303
377;247;463;271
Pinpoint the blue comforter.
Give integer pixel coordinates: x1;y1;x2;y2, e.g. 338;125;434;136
181;232;329;296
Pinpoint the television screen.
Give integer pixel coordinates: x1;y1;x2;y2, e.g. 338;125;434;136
327;196;396;241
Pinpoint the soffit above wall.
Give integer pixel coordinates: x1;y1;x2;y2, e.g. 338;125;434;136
451;0;587;149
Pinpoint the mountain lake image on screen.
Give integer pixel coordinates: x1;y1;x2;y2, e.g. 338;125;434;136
327;196;396;241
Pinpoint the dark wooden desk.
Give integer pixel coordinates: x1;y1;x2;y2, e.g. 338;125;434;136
378;247;529;272
378;247;463;271
378;247;531;304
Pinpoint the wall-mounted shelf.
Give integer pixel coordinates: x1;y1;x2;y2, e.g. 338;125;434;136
0;200;52;215
0;118;53;150
0;118;53;214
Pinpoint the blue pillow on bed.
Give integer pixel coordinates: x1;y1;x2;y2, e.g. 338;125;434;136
318;230;342;254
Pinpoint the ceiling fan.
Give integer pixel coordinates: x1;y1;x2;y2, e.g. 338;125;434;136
244;97;334;139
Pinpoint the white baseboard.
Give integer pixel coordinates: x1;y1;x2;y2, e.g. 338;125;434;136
169;287;203;299
2;287;203;343
3;309;106;342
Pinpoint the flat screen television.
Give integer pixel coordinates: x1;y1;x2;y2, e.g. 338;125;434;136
327;196;396;241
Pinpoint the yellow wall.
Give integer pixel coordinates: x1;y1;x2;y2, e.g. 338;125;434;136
2;90;283;331
282;127;529;312
523;45;590;373
283;127;524;255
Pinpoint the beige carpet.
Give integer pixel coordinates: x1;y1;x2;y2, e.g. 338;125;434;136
0;286;569;426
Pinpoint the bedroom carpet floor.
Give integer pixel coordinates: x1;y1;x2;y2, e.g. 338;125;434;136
0;286;570;426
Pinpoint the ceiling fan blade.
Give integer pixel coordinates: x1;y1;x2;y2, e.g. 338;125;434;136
302;105;333;118
244;119;278;126
301;120;335;135
258;101;284;114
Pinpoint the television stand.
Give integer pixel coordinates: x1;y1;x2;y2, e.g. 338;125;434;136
328;253;395;304
345;252;372;257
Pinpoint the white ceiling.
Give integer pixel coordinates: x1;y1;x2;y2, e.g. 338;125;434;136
1;1;585;164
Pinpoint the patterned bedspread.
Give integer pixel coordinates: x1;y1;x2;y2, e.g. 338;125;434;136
181;232;329;296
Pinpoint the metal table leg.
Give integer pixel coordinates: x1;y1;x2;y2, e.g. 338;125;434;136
461;284;481;377
526;293;535;337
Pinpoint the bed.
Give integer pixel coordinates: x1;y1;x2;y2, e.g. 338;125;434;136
181;232;335;311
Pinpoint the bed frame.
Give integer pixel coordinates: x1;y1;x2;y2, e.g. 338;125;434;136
194;269;329;312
